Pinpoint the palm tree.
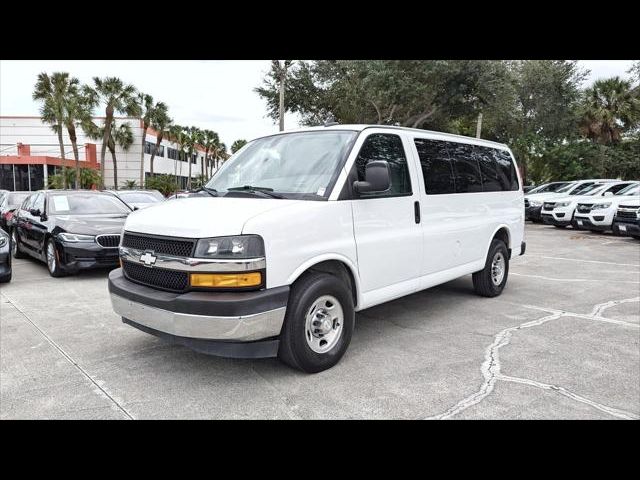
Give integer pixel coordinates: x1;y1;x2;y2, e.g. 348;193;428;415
33;72;88;189
84;119;134;189
580;77;640;144
231;139;248;153
271;60;292;131
148;103;172;178
169;125;187;191
184;126;200;190
137;94;169;187
200;130;220;181
84;77;140;189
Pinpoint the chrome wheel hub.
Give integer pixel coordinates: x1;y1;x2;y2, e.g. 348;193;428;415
47;242;56;272
491;252;505;285
305;295;344;354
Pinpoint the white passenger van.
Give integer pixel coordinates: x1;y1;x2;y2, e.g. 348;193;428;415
109;125;525;373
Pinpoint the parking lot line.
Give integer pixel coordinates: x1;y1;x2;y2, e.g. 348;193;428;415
523;254;640;267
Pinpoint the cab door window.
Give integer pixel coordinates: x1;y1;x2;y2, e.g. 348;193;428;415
354;133;412;197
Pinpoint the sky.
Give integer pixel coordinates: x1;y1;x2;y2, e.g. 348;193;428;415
0;60;636;148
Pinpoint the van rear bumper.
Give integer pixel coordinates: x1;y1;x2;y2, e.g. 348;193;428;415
108;269;289;357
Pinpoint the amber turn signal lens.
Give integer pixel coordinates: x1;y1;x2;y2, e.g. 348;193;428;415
190;272;262;288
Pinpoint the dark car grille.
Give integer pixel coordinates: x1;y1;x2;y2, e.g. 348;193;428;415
543;202;556;210
122;261;189;292
96;234;121;248
616;207;638;220
524;199;530;208
576;203;592;214
121;232;195;257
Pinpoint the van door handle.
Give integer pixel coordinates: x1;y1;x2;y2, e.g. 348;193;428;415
414;201;421;224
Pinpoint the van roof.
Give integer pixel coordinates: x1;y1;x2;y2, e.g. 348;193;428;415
259;124;510;150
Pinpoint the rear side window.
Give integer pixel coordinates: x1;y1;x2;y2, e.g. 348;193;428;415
355;133;412;197
448;143;483;193
495;150;519;191
415;139;455;194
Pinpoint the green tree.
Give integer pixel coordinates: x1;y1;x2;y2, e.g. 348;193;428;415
148;103;172;177
184;126;202;190
231;139;247;153
579;77;640;145
85;119;134;189
84;77;140;189
168;125;188;190
145;174;178;196
48;167;101;189
123;179;138;189
33;72;94;189
199;129;220;180
137;93;169;187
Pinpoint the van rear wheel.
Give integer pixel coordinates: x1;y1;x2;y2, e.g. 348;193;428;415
472;239;509;297
278;272;354;373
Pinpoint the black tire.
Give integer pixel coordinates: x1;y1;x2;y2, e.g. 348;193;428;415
45;239;66;277
11;230;26;259
632;235;640;240
554;224;567;229
590;230;603;234
278;272;354;373
472;239;509;298
0;271;10;283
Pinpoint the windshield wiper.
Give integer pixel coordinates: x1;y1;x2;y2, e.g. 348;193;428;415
227;185;285;199
195;186;218;197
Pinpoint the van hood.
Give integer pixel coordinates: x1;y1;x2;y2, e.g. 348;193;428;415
123;196;301;238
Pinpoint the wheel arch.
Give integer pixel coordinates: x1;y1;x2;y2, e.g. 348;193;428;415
486;225;512;258
286;254;361;309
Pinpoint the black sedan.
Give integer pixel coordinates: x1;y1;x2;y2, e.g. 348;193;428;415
11;190;132;277
0;228;10;283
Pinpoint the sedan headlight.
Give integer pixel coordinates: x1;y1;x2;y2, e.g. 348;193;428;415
555;202;571;207
194;235;264;259
591;203;612;210
58;233;96;243
528;200;542;207
0;236;7;248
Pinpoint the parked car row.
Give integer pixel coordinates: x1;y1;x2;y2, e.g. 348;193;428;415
524;179;640;239
1;188;167;279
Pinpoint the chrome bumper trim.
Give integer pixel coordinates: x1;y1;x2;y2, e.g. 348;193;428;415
119;246;265;272
110;293;285;341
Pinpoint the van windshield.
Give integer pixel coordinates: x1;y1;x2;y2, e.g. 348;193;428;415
205;131;358;200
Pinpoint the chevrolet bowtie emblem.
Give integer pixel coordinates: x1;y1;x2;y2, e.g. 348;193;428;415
140;251;157;266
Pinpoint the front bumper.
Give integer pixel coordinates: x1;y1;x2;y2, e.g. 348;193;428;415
58;240;120;271
612;220;640;237
525;205;543;221
108;269;289;358
541;213;571;227
571;217;608;231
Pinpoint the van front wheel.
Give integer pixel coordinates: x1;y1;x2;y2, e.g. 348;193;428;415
278;272;354;373
473;239;509;297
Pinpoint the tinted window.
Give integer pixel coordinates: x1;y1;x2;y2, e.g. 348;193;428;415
606;183;632;194
546;182;570;192
415;139;455;195
32;193;45;212
449;143;483;193
474;146;502;192
570;182;596;195
355;134;411;197
495;150;519;191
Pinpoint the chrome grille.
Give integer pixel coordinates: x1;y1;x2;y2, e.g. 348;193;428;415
121;232;195;257
122;261;189;292
96;234;121;248
616;206;639;220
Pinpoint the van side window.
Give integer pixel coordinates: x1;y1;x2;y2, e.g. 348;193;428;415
414;139;455;195
474;146;502;192
495;150;519;191
355;134;411;197
448;143;483;193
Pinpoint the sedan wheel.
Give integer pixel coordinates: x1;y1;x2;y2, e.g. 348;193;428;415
45;240;65;277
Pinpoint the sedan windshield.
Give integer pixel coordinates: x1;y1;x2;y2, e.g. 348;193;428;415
117;192;161;204
205;131;358;199
48;194;131;215
616;183;640;196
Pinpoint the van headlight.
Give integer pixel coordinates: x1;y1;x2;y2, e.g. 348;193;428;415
591;203;611;210
58;233;96;243
194;235;264;259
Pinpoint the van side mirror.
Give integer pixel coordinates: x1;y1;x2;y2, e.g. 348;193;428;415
353;160;391;194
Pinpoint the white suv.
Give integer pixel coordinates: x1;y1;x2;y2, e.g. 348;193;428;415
573;183;640;232
109;125;525;373
540;181;637;228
